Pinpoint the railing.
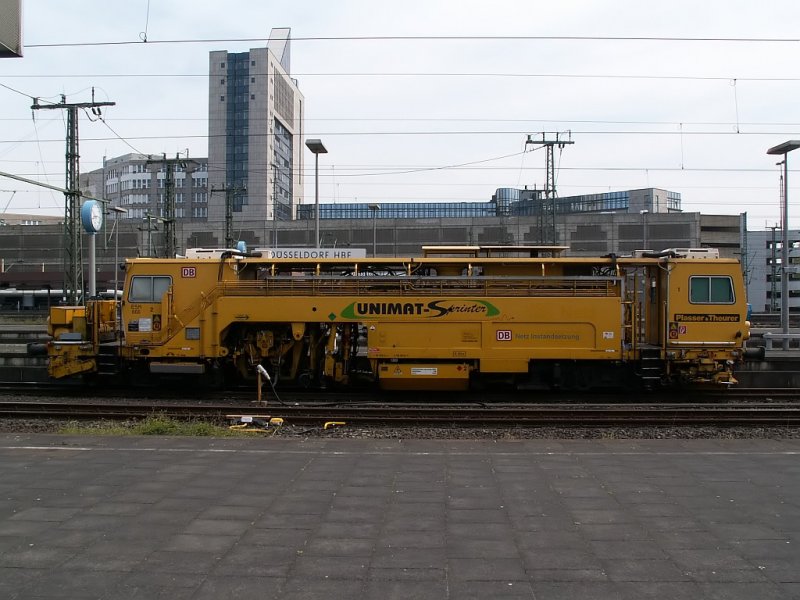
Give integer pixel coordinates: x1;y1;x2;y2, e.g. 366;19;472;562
762;332;800;350
155;276;622;342
218;276;622;298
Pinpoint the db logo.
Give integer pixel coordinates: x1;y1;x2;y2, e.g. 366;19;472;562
181;267;196;278
496;330;512;341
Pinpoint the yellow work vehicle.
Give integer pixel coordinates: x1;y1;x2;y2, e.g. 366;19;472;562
45;246;751;390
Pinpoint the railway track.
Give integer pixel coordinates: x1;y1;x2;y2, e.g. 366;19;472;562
1;381;799;403
1;400;799;427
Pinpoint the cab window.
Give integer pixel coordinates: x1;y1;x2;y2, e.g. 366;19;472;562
129;276;171;303
689;276;734;304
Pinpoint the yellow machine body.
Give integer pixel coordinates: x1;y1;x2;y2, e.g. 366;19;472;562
46;250;750;390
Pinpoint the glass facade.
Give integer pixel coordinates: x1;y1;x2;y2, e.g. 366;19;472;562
273;119;293;221
225;52;250;211
297;189;679;221
298;201;496;220
513;191;630;216
667;191;681;210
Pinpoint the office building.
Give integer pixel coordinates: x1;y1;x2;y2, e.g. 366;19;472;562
208;28;304;227
745;229;800;313
80;153;210;222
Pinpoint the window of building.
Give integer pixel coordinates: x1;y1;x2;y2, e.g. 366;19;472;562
221;95;225;101
689;276;735;304
129;276;171;303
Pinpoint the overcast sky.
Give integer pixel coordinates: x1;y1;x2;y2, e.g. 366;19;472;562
2;0;800;229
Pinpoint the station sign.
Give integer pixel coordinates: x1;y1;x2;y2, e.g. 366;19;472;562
257;248;367;259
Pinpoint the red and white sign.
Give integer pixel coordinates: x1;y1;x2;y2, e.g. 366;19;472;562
496;330;512;341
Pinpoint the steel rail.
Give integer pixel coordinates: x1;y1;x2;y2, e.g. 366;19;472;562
1;401;799;427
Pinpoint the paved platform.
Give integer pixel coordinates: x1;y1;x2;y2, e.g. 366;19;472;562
0;434;798;599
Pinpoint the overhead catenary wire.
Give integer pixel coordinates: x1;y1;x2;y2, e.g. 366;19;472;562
5;71;800;82
3;129;800;147
24;33;800;49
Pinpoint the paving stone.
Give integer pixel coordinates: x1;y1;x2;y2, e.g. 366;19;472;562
58;515;129;531
163;533;239;553
368;566;445;581
256;513;320;529
140;550;221;574
528;568;609;582
446;538;520;559
695;582;791;599
278;577;362;600
447;522;517;540
448;557;528;581
378;531;445;549
571;509;636;524
314;521;379;539
182;518;253;536
212;544;295;577
198;504;264;520
192;575;284;600
363;578;447;599
240;527;311;548
372;547;446;569
531;581;627;600
0;544;75;568
382;515;444;533
26;568;127;598
602;558;691;582
576;523;653;541
8;507;81;521
448;580;536;599
0;519;51;536
304;537;374;557
290;555;369;579
325;506;385;523
523;547;604;571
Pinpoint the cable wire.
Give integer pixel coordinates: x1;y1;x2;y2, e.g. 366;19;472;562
25;34;800;49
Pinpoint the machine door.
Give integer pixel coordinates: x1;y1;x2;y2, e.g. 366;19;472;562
124;275;172;345
668;272;741;347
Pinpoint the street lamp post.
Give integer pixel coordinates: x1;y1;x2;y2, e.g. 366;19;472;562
368;204;381;257
640;209;649;250
767;140;800;350
305;139;327;247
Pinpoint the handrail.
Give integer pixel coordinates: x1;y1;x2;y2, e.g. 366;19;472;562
217;276;623;298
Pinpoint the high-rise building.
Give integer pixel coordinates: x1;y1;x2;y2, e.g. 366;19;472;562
208;28;304;227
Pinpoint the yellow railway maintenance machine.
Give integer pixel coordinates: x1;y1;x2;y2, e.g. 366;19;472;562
46;246;750;391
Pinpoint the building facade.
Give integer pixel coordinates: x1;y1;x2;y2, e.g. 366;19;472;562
81;153;210;220
207;28;304;228
744;229;800;313
266;211;742;259
299;187;682;222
